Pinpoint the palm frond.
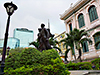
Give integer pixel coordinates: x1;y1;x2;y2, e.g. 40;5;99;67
53;46;62;53
29;41;39;49
80;32;88;38
80;38;92;45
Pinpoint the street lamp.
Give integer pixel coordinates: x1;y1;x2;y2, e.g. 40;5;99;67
7;47;10;56
0;2;18;74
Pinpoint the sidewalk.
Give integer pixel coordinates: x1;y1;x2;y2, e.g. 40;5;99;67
69;70;100;75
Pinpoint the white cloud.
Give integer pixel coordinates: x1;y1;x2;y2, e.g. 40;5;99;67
0;0;78;40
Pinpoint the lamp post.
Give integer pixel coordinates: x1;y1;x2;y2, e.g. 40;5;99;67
7;47;10;56
0;2;18;74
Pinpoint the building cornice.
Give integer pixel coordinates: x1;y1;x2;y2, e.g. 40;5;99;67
60;0;92;20
54;31;66;39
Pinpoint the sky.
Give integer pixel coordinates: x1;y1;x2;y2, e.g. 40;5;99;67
0;0;78;40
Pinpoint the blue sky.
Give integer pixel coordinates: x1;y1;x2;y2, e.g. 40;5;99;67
0;0;78;40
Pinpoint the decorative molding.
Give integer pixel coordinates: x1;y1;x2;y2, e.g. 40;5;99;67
60;0;91;20
85;2;97;14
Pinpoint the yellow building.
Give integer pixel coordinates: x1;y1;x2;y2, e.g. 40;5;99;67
54;31;66;60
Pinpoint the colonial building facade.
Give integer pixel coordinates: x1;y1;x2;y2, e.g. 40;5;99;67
60;0;100;61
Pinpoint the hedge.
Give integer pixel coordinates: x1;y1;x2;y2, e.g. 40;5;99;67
65;62;92;70
4;48;70;75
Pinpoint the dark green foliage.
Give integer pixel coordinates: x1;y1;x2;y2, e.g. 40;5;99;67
5;58;70;75
5;48;41;69
30;37;61;52
29;41;39;50
5;48;70;75
0;47;24;55
91;58;100;70
65;62;92;70
39;49;61;65
9;47;24;54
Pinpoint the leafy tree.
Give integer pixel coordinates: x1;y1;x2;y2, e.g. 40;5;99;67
49;37;61;53
64;49;70;62
72;28;92;62
60;32;77;63
60;28;92;63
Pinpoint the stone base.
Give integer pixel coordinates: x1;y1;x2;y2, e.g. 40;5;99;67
83;70;100;75
69;70;100;75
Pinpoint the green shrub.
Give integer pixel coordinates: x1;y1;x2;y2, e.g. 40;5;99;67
5;48;70;75
91;58;100;65
9;47;24;54
77;62;92;70
5;48;41;69
91;58;100;70
5;62;70;75
65;62;78;70
39;49;61;65
65;62;92;70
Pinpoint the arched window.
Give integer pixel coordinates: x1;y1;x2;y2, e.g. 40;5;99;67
69;23;72;31
93;32;100;50
82;41;89;53
78;13;85;28
88;5;98;22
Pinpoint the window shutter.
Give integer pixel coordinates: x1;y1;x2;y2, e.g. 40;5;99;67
69;23;72;31
89;6;98;22
85;41;89;52
78;14;85;28
83;42;85;53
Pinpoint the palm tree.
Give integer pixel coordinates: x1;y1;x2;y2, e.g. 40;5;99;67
49;37;61;53
29;39;39;50
72;28;92;62
60;33;77;63
60;28;92;63
64;46;70;63
29;37;61;52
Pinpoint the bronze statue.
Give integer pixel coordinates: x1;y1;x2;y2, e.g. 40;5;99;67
38;23;52;51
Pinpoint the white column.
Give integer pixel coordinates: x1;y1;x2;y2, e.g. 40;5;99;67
64;21;69;33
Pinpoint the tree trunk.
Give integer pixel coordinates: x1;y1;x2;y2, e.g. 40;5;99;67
73;54;77;63
77;49;82;62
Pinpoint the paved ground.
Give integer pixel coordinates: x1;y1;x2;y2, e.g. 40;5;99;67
69;70;88;75
69;70;100;75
